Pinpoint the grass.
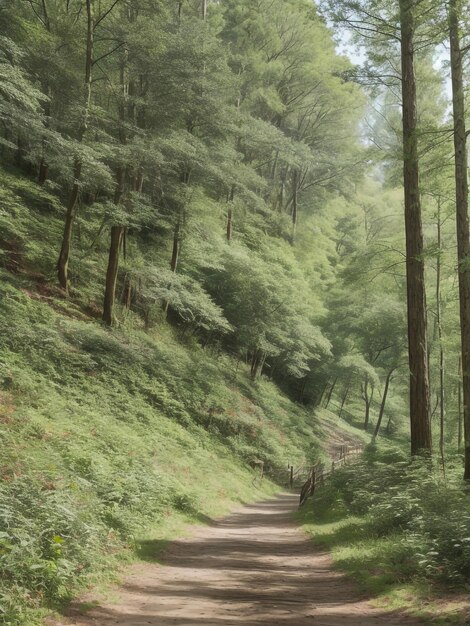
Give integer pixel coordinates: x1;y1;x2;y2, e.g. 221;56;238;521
296;453;470;625
0;167;340;624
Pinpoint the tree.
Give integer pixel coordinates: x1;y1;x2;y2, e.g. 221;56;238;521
57;0;94;293
448;0;470;479
324;0;433;454
399;0;432;453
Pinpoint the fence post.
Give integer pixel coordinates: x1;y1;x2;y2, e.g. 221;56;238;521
290;465;294;488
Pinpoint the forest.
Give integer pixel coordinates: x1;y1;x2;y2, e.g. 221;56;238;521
1;0;470;624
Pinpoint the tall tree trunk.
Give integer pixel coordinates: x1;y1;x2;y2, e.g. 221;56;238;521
436;202;446;473
372;368;395;441
57;0;94;292
399;0;432;454
449;0;470;479
102;226;124;326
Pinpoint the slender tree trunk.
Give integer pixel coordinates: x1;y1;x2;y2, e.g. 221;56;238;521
399;0;432;454
162;221;181;316
436;202;446;474
38;159;49;184
101;162;125;326
449;0;470;478
102;226;124;326
102;25;136;326
202;0;207;20
57;0;94;292
226;185;234;241
291;169;298;243
259;353;267;377
372;368;395;441
226;206;233;241
278;173;286;212
458;356;463;452
58;161;82;291
170;221;180;272
339;382;350;418
324;377;337;408
363;375;373;430
298;377;307;403
251;348;262;380
316;382;328;407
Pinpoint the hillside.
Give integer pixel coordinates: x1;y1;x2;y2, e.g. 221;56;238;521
0;168;362;624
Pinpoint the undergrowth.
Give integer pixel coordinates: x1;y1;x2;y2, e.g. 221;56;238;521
0;170;331;624
297;445;470;624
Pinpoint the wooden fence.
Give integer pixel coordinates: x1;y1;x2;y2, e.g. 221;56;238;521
298;444;363;508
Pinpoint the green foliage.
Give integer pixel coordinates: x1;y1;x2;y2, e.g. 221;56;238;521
0;166;334;621
302;446;470;588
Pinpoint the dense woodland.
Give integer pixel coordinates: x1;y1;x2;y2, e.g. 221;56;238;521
2;0;470;623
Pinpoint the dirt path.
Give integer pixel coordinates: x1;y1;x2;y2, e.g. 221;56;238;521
62;494;422;626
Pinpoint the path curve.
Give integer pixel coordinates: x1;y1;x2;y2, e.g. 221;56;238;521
63;494;422;626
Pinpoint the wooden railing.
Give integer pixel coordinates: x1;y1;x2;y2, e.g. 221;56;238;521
298;444;363;508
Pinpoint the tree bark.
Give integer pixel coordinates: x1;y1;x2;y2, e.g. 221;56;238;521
57;160;82;291
102;225;124;326
226;206;233;241
38;159;49;184
436;201;446;473
339;380;351;418
226;186;234;241
57;0;94;292
362;375;374;431
399;0;432;454
372;368;395;441
316;382;328;407
449;0;470;478
324;377;337;408
291;169;298;243
162;221;181;316
170;221;180;272
458;356;463;452
251;348;262;380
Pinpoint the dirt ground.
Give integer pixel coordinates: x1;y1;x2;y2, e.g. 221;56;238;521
57;493;424;626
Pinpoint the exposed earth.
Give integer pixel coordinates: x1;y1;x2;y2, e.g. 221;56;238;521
58;493;423;626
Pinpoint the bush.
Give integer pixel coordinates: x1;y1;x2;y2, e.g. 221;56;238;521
325;447;470;586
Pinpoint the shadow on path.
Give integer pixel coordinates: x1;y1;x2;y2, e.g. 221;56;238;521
64;494;423;626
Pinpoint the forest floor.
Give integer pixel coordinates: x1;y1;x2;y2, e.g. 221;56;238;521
51;493;423;626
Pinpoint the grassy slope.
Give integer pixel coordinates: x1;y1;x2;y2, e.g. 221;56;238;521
0;169;340;623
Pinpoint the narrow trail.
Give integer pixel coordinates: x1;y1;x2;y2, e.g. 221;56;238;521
62;494;422;626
